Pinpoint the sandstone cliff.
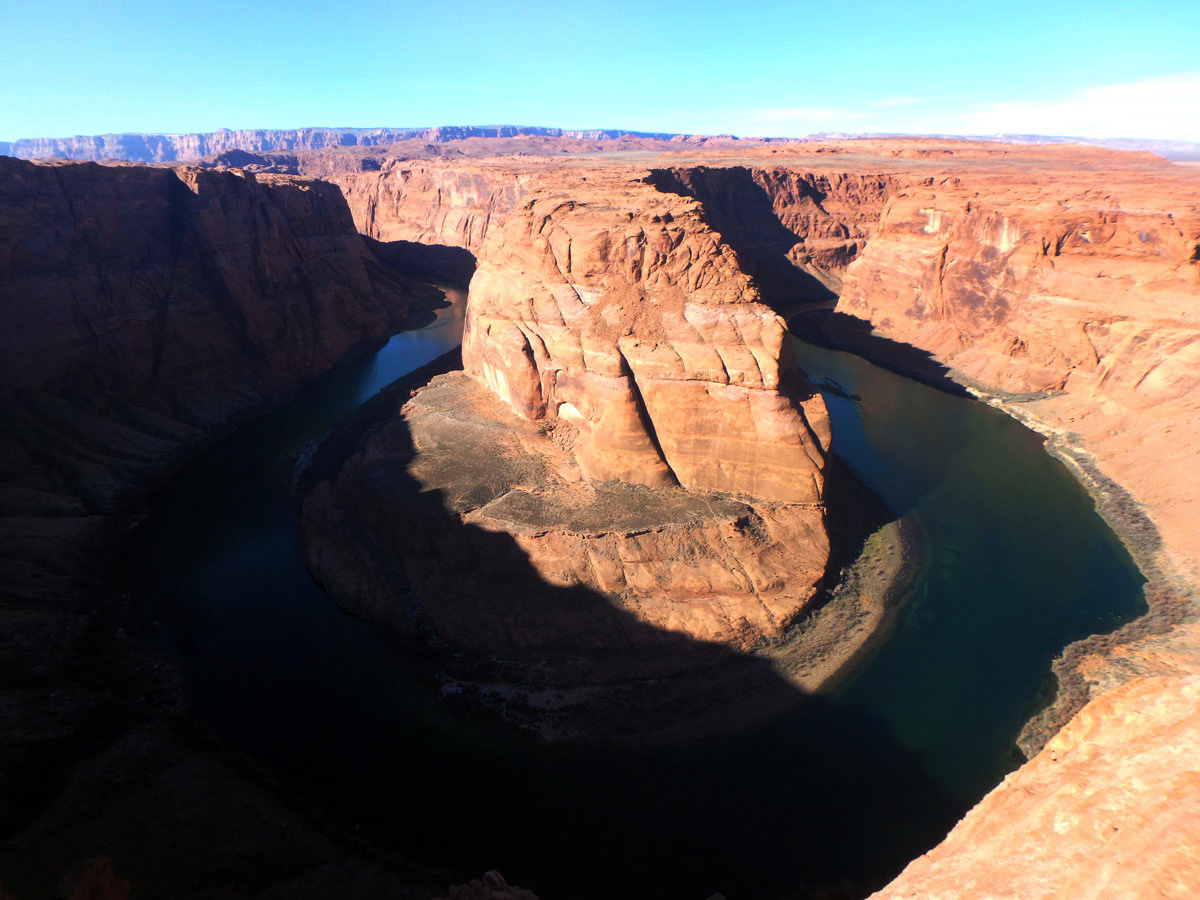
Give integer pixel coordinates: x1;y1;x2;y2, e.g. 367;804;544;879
331;160;526;250
324;159;893;307
645;166;893;298
838;163;1200;583
0;157;448;896
871;674;1200;900
462;174;831;500
0;159;419;407
0;157;434;516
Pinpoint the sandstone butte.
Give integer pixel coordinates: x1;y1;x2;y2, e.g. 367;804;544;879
297;167;837;742
300;138;1199;897
1;135;1199;897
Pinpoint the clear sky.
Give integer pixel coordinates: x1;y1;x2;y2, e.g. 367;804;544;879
3;0;1199;142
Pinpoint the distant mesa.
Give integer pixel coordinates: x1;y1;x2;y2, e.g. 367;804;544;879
3;124;1199;163
0;125;778;164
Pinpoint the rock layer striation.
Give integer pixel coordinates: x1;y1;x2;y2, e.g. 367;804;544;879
461;174;831;501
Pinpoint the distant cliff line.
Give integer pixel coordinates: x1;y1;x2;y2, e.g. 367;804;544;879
0;125;785;163
8;125;1198;164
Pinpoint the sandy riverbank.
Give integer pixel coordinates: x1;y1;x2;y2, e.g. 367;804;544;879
767;518;915;694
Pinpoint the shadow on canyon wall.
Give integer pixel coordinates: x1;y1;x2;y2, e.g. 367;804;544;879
296;363;963;900
365;236;477;289
643;166;839;308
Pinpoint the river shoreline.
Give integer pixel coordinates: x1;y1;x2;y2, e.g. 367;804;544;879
769;517;918;696
962;383;1199;754
787;304;1194;757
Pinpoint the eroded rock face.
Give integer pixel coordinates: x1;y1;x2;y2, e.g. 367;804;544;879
0;157;438;517
300;169;838;739
646;166;893;297
462;175;831;503
0;158;419;414
837;163;1200;575
0;156;439;634
332;161;526;250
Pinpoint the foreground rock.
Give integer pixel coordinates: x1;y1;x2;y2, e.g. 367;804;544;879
871;674;1200;900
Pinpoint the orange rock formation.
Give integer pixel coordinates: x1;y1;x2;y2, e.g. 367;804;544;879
871;674;1200;900
462;174;830;501
836;159;1200;573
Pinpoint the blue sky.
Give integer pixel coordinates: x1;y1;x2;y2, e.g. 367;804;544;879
3;0;1199;141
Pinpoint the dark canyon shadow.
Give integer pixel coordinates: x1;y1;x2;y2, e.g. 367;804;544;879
789;308;972;399
644;166;839;307
295;363;962;899
365;236;477;289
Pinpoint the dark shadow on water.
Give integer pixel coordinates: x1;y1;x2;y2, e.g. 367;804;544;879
789;308;971;398
294;382;963;899
644;166;838;308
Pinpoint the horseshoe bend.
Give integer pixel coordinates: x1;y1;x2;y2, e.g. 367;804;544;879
0;133;1198;898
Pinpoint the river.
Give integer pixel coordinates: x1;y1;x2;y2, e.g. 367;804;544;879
133;289;1146;899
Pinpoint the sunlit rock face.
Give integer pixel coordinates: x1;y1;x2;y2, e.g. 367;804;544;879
462;173;831;505
837;159;1200;565
332;161;526;251
870;673;1200;900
